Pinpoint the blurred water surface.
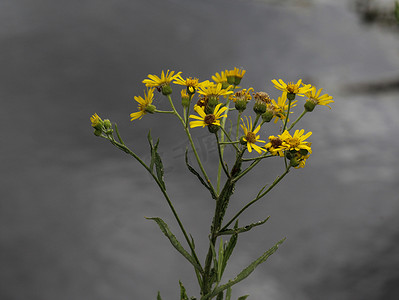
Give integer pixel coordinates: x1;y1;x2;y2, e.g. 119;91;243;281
1;0;399;299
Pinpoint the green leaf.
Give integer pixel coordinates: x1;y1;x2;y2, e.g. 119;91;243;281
147;130;156;171
185;148;217;200
221;224;238;276
204;238;286;299
217;238;224;281
154;150;165;189
225;287;232;300
216;291;224;300
180;281;189;300
146;217;203;274
237;296;249;300
396;1;399;22
157;291;162;300
218;218;270;236
147;131;165;189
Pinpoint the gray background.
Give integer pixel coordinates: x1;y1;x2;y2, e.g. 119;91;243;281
1;0;399;299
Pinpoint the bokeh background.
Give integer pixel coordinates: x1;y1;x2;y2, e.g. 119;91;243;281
1;0;399;299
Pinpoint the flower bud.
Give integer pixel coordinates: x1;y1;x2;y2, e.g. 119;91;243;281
235;99;247;112
93;129;102;136
226;75;235;85
90;113;103;130
261;110;274;123
103;119;112;129
287;92;296;101
207;124;220;133
304;100;316;112
181;92;190;108
289;156;300;168
253;101;267;115
239;135;247;145
161;85;173;96
145;104;156;114
207;95;219;108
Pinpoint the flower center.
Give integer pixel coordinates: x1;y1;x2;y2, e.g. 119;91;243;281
253;92;271;104
204;114;216;125
286;82;299;94
286;137;300;148
270;137;282;148
246;132;257;143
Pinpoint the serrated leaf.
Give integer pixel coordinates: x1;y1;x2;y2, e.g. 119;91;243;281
146;217;203;274
204;238;286;299
237;296;249;300
185;148;216;200
218;218;270;236
180;281;189;300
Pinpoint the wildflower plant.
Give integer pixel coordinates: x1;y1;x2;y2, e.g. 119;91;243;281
90;68;333;299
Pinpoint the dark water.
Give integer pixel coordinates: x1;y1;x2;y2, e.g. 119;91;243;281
1;0;399;299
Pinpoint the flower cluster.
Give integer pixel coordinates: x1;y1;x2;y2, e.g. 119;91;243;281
94;68;333;169
89;67;333;300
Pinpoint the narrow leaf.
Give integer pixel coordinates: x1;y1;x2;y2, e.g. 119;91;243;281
217;238;224;281
205;238;286;299
237;296;249;300
218;218;270;236
185;148;217;200
146;217;203;274
225;287;232;300
179;281;189;300
154;149;165;189
157;291;162;300
216;291;224;300
221;227;238;276
147;130;156;171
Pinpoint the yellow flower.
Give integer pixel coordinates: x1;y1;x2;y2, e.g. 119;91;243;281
173;75;209;94
197;82;233;98
130;88;156;121
212;71;228;85
280;129;312;153
226;67;246;85
265;135;284;157
143;70;182;95
305;86;334;109
90;113;102;128
271;79;312;98
189;103;228;128
291;152;310;169
240;116;266;154
268;93;297;124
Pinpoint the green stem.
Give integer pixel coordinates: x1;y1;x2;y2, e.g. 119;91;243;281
219;126;240;152
253;114;261;128
217;97;232;193
287;109;307;131
104;135;203;274
155;109;175;114
215;133;230;178
202;150;244;297
236;111;242;141
282;99;292;133
221;166;291;232
166;94;217;197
